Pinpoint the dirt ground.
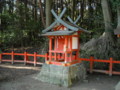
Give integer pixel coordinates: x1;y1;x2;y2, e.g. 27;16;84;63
0;63;120;90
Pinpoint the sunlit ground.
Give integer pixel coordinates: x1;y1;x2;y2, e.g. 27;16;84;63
0;63;40;70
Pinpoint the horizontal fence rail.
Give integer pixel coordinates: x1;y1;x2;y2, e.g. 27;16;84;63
0;51;45;66
0;51;120;76
78;57;120;76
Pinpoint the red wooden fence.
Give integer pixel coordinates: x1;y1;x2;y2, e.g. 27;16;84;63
79;57;120;76
0;51;120;76
0;51;45;66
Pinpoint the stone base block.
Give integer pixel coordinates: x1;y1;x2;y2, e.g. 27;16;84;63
36;63;86;87
116;82;120;90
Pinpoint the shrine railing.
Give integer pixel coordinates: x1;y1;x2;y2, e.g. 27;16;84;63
79;57;120;76
0;51;120;76
0;51;45;66
0;51;80;66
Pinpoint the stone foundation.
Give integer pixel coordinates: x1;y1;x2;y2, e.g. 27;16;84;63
115;81;120;90
36;63;86;87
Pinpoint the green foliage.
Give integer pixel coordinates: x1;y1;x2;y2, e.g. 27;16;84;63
0;2;44;49
110;0;120;9
0;0;118;52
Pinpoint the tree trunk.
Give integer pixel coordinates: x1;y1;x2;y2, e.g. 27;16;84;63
80;0;85;25
116;7;120;45
81;0;119;60
0;0;2;30
87;0;94;29
0;0;3;47
24;0;28;23
33;0;37;21
71;0;75;20
101;0;115;42
101;0;113;32
0;0;3;31
39;0;46;28
45;0;53;27
116;7;120;29
8;0;13;14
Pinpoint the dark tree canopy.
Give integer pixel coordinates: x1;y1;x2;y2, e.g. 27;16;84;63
0;0;120;60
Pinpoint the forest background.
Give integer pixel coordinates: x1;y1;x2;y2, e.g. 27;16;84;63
0;0;120;61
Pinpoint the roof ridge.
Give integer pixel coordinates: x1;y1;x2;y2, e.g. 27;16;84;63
42;8;91;34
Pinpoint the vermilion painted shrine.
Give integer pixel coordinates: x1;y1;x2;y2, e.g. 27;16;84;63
41;8;90;66
36;8;89;86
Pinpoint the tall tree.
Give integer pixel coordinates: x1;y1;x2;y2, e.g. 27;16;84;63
0;0;2;30
8;0;14;14
33;0;37;21
80;0;85;24
101;0;113;33
115;2;120;33
0;0;6;31
71;0;75;20
81;0;119;60
39;0;45;28
24;0;28;23
45;0;53;27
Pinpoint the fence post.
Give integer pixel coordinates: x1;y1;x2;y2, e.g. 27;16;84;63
45;53;48;62
11;51;14;64
24;52;27;65
109;57;113;76
90;56;94;74
34;52;37;66
55;52;57;61
0;53;2;64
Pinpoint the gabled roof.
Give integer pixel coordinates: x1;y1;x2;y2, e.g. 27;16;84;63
42;8;90;36
64;20;90;33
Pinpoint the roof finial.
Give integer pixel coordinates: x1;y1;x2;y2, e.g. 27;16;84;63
42;8;67;33
67;15;81;24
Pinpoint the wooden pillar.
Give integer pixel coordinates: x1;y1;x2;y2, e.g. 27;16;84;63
11;51;14;64
70;36;72;62
54;37;57;61
64;36;68;63
76;33;80;59
45;53;48;61
34;52;37;66
24;52;27;65
49;37;52;61
0;53;2;63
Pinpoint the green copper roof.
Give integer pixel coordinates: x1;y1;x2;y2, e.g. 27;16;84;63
42;8;91;35
41;31;75;36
